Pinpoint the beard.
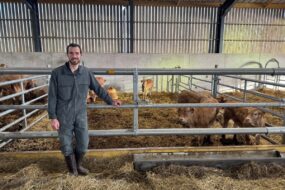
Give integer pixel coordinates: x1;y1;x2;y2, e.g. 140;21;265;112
69;58;80;65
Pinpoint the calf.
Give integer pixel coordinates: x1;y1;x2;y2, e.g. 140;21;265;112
86;76;106;103
0;63;7;68
107;87;118;100
177;90;220;145
141;79;153;100
222;104;265;145
0;75;36;103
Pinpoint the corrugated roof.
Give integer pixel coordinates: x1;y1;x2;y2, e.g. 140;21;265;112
1;0;285;8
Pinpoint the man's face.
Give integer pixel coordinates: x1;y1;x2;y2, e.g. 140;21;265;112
67;47;81;65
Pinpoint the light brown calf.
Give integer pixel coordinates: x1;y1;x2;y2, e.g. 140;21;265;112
0;63;7;68
0;75;36;103
141;79;153;100
222;104;265;145
86;76;106;103
177;90;220;145
107;87;118;100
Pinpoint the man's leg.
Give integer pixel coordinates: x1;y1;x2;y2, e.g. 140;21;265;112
58;123;78;176
74;114;89;175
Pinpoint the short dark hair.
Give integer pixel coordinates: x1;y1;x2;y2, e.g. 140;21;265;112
66;43;82;54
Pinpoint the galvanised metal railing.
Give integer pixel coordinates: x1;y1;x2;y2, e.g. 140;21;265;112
0;74;49;147
0;68;285;144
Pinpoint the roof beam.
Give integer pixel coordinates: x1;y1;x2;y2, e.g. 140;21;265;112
24;0;42;52
215;0;237;53
129;0;134;53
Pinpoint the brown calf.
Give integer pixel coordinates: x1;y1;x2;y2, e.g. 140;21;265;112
141;79;153;100
86;76;106;103
107;87;118;100
177;90;220;145
222;105;265;145
0;75;36;103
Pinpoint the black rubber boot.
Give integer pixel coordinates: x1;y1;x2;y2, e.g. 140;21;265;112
75;152;89;175
65;154;78;176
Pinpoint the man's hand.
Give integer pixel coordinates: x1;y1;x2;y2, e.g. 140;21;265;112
51;119;60;130
112;100;122;107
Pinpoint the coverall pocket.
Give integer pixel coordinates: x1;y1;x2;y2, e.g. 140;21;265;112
78;82;89;99
58;81;73;101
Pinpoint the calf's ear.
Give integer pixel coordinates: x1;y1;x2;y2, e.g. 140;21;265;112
260;110;265;116
216;95;227;103
185;107;194;113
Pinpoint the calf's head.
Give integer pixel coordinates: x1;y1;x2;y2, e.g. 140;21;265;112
243;108;265;127
177;107;194;124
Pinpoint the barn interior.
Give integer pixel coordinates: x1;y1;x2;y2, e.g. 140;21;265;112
1;0;285;189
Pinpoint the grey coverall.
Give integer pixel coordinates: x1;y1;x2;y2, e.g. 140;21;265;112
48;62;113;156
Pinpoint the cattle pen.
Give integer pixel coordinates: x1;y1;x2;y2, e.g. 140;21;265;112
1;67;285;189
1;67;285;147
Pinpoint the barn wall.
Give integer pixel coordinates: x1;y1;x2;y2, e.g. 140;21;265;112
0;53;284;92
0;2;284;54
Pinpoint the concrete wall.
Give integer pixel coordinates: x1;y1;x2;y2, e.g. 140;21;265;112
1;53;284;92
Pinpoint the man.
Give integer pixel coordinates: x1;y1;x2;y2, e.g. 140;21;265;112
48;43;121;176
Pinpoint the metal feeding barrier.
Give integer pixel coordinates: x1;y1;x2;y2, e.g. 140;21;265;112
0;74;49;147
0;67;285;146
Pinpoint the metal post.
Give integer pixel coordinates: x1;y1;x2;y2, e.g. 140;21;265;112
161;75;163;92
175;77;179;93
243;80;247;102
283;119;285;144
166;75;169;92
189;75;193;90
212;65;219;98
156;75;158;92
133;69;139;133
20;81;28;129
171;75;174;93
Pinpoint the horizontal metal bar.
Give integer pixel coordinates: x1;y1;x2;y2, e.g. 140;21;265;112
0;102;285;110
191;76;212;83
218;82;285;102
0;93;47;118
217;93;242;102
216;93;285;118
0;127;285;139
0;84;47;102
257;107;284;119
224;75;285;88
190;84;210;91
1;68;285;75
0;75;47;87
261;135;278;145
246;90;285;102
0;112;48;149
179;81;190;86
0;109;39;132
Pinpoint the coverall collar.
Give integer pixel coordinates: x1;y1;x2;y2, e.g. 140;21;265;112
63;62;83;75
